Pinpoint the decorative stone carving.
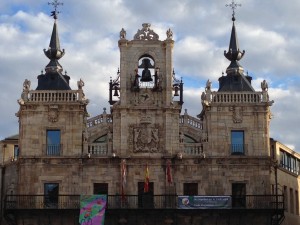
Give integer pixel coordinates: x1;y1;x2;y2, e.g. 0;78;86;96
83;128;89;143
261;80;269;102
129;119;160;153
120;28;126;39
23;79;31;91
48;105;59;122
134;23;159;41
77;78;84;90
133;126;159;152
107;130;112;142
179;132;184;143
232;106;243;123
19;79;31;104
166;28;173;40
261;80;268;91
201;79;212;106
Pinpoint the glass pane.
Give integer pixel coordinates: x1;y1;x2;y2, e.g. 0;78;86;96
47;130;61;155
231;131;244;145
94;135;107;143
44;183;59;208
231;131;244;154
47;130;60;144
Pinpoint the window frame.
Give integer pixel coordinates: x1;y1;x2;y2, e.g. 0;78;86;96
46;129;61;156
231;130;245;155
44;183;59;208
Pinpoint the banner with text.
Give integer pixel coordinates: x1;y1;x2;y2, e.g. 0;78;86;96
178;196;231;209
79;195;107;225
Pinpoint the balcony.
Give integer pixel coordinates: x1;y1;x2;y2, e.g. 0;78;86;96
4;194;284;211
230;144;247;155
44;144;62;156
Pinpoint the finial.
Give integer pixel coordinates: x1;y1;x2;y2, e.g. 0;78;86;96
48;0;63;20
225;0;241;21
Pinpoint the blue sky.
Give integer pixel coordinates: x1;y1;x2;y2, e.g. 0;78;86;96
1;0;300;152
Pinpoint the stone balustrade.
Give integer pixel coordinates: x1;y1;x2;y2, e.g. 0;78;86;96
27;90;83;102
87;114;113;128
211;92;262;104
184;143;204;156
179;115;202;129
88;143;108;155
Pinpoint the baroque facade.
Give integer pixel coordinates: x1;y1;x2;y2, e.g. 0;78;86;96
0;5;300;225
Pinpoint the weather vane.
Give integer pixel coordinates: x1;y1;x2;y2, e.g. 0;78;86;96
48;0;63;19
225;0;241;20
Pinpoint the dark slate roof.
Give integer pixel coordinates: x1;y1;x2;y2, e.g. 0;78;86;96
36;71;71;90
36;19;71;90
218;72;255;92
218;16;254;92
4;134;19;140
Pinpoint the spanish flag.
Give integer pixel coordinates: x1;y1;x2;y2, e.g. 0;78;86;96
144;164;150;193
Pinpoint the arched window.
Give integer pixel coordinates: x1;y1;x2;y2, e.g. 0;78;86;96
94;135;107;143
184;135;197;143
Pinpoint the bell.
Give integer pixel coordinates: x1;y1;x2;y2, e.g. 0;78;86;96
113;86;119;96
140;58;153;82
174;86;179;96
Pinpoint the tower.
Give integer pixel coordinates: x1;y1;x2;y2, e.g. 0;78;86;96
199;3;274;195
15;5;89;195
109;24;183;159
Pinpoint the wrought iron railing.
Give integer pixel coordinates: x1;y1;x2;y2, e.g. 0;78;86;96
5;195;284;210
44;144;62;156
230;144;247;155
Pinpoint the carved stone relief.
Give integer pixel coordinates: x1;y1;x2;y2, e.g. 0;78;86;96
48;105;59;122
232;106;243;123
128;117;161;153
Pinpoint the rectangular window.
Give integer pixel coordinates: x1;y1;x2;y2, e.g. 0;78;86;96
47;130;61;156
295;190;299;215
138;182;154;208
44;183;59;208
284;186;288;212
93;183;108;195
13;145;19;161
231;131;244;155
183;183;198;196
290;188;294;214
232;183;246;208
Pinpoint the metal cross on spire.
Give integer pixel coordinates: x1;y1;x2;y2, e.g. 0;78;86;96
225;0;241;21
48;0;63;19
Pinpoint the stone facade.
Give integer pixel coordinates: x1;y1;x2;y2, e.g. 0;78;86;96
0;21;299;225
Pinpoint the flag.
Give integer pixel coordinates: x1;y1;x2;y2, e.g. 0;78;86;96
79;195;106;225
144;164;150;192
166;160;173;184
121;159;127;199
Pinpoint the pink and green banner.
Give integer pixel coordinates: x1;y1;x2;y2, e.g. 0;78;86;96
79;195;107;225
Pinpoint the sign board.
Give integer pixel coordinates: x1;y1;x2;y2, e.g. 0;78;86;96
178;196;232;209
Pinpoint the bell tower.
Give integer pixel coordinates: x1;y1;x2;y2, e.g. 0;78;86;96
109;23;183;158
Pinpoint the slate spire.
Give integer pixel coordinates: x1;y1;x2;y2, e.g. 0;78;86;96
218;1;254;92
36;1;71;90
